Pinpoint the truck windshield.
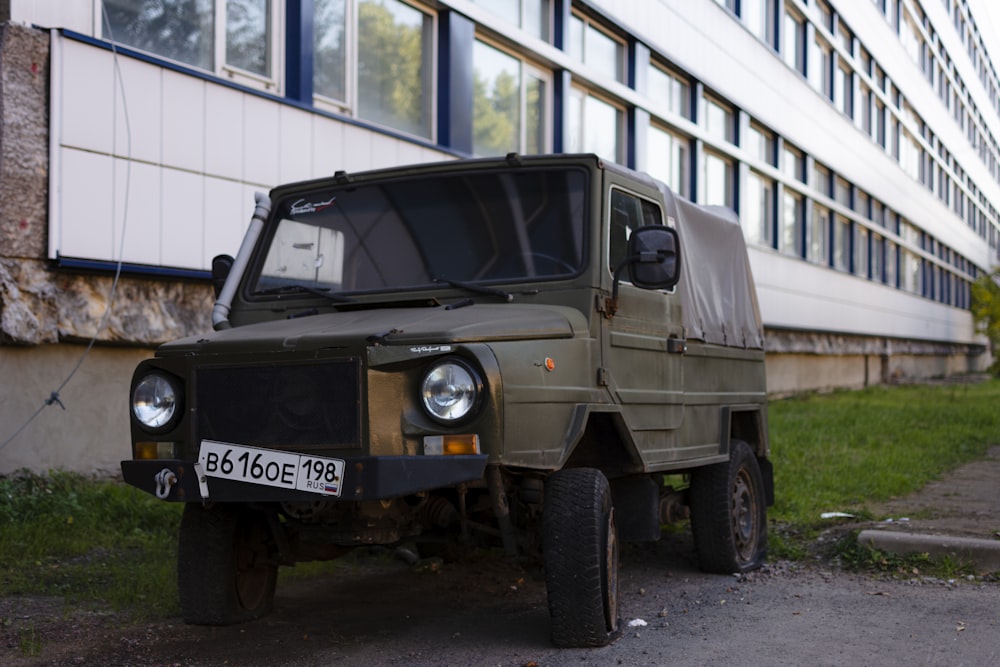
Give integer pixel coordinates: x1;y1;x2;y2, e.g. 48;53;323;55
251;166;588;296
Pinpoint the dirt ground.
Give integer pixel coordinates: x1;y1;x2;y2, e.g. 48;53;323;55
2;447;998;667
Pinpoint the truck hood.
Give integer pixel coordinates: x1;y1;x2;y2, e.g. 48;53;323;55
158;303;588;355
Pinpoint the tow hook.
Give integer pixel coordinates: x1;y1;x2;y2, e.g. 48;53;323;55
154;468;177;499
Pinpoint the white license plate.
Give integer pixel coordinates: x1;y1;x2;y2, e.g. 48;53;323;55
198;440;345;497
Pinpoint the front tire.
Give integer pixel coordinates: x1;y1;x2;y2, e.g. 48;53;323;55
543;468;620;647
689;440;768;573
178;503;278;625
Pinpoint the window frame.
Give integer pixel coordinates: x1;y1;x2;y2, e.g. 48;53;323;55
568;10;626;84
471;35;553;156
99;0;284;93
312;0;438;141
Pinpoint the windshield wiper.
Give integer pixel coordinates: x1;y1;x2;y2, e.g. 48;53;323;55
256;284;356;303
434;277;514;303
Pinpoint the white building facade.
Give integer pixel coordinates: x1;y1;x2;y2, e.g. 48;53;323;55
0;0;995;473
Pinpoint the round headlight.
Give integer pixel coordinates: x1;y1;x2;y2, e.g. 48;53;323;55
420;359;483;424
132;373;179;430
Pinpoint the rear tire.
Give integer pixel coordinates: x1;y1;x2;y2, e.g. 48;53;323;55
178;503;277;625
689;440;768;574
543;468;620;647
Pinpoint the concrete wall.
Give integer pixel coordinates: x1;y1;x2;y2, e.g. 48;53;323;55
0;344;154;475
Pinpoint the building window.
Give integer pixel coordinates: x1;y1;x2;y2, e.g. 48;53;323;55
568;12;625;83
859;83;873;134
855;226;871;279
473;39;550;156
781;190;804;257
314;0;435;139
783;143;805;182
902;248;922;294
900;127;922;181
742;0;776;47
567;88;622;162
837;21;853;56
875;98;887;147
783;8;806;75
871;232;884;281
833;214;850;271
809;35;833;100
648;62;690;119
744;169;774;246
703;95;735;144
814;162;832;198
854;189;870;217
648;124;689;196
835;60;853;116
745;122;775;165
470;0;551;41
103;0;280;89
834;176;850;208
885;240;898;286
813;0;833;32
809;202;830;265
703;149;734;207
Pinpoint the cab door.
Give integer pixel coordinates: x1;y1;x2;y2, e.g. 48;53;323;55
600;183;686;466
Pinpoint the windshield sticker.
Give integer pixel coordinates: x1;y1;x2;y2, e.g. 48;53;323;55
290;197;336;216
410;345;453;355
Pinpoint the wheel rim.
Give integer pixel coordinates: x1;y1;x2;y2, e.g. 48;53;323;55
731;467;760;564
603;507;619;630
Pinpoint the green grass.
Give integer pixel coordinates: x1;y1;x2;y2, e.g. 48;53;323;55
2;379;999;617
0;471;181;617
769;380;1000;526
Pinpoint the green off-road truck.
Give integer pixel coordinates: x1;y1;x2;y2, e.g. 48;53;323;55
122;153;771;648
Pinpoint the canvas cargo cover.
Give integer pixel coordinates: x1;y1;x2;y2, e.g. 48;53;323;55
656;184;765;349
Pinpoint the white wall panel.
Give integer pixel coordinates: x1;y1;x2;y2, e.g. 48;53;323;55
114;158;161;266
59;148;113;260
162;73;206;173
60;40;113;153
311;116;346;177
51;35;452;272
278;106;316;184
13;0;94;34
202;177;248;265
204;85;245;179
370;133;404;171
161;169;205;268
750;247;975;343
243;95;281;186
113;57;162;164
342;124;374;172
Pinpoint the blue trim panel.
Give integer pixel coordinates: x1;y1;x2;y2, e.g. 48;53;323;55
285;0;315;103
437;11;474;155
57;256;211;281
553;0;569;51
552;69;570;154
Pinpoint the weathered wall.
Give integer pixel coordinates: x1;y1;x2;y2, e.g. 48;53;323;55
765;329;989;396
0;344;154;475
0;23;214;474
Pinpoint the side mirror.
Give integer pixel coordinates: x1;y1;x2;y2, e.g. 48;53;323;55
606;225;681;317
624;225;681;290
211;254;235;299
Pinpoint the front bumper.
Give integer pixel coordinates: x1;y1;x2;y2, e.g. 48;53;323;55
121;454;489;502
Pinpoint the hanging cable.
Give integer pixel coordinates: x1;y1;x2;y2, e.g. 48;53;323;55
0;5;132;452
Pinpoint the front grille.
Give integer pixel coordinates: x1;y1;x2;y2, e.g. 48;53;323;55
195;359;361;450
